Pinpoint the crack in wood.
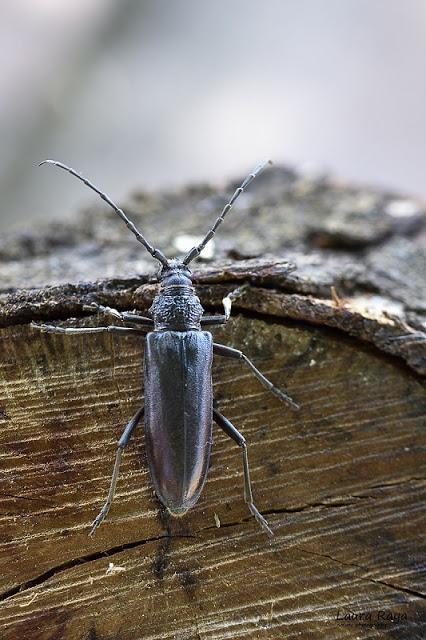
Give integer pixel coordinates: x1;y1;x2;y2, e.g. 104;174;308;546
216;477;426;523
2;475;424;606
296;546;426;601
0;533;195;604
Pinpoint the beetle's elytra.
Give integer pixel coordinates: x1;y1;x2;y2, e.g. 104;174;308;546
32;159;299;537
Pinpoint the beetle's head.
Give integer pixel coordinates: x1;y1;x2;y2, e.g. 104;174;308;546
158;259;193;288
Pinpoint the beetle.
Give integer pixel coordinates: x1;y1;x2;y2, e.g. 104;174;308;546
32;159;299;537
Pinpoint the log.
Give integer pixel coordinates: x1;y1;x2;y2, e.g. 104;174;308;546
0;166;425;639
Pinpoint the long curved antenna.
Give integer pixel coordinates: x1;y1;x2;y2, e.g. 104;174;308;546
39;160;169;267
182;160;272;265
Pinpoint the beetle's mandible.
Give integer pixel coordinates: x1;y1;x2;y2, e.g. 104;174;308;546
32;159;299;537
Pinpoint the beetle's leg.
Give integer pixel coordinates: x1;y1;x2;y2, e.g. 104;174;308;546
31;322;147;336
116;312;153;326
200;315;227;327
83;303;154;327
90;406;144;536
222;284;249;321
201;284;249;327
213;408;272;537
213;342;299;410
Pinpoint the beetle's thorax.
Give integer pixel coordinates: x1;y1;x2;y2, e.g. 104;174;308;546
149;260;204;331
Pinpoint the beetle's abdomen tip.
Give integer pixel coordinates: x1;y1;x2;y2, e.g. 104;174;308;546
164;494;201;517
166;504;190;517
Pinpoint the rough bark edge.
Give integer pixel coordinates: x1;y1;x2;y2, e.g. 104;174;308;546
0;259;424;376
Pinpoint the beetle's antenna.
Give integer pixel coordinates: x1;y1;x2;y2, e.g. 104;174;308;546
39;160;169;267
182;160;272;265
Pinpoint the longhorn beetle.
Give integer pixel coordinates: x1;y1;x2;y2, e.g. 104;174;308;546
32;159;299;537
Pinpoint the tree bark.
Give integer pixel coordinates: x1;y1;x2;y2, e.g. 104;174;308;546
0;166;425;639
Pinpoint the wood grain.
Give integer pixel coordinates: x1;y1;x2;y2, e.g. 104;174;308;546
0;311;424;639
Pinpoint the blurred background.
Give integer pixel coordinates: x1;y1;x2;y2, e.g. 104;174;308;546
1;0;426;231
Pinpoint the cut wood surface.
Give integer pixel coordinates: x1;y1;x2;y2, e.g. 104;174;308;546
0;166;425;639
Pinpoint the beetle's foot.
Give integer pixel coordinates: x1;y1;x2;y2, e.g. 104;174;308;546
271;385;299;411
222;283;249;320
83;302;123;320
248;503;274;537
89;505;110;536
